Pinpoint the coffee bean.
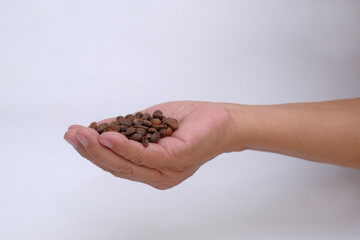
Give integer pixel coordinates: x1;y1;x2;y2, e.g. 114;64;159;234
132;117;142;126
109;121;118;126
88;109;178;146
97;123;108;134
107;124;120;132
130;133;142;142
133;125;149;130
142;137;149;147
148;127;157;133
125;127;136;136
163;118;178;130
135;112;143;118
142;120;152;127
117;118;132;126
145;133;152;139
151;118;162;125
153;110;164;120
150;132;160;143
119;124;128;132
142;113;151;121
159;127;173;138
125;114;135;120
153;124;167;130
89;122;97;130
136;128;147;137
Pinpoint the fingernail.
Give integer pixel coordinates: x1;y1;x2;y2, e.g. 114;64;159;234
100;138;112;148
65;138;78;148
76;134;89;147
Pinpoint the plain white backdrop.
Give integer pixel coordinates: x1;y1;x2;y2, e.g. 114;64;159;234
1;0;360;239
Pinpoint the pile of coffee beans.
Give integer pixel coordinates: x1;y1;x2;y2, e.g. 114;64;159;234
88;110;178;147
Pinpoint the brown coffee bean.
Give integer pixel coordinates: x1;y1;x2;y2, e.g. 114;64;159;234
142;120;152;127
153;124;167;130
145;133;152;139
133;125;149;130
159;127;173;138
153;110;164;120
151;118;162;125
130;133;142;142
97;123;108;134
148;128;157;133
135;112;143;118
89;122;97;130
136;128;147;137
117;118;132;126
141;113;151;121
150;132;160;143
88;110;178;143
104;124;120;132
142;137;149;147
125;127;136;136
132;117;142;126
109;121;118;126
125;114;135;120
119;124;128;132
163;117;179;130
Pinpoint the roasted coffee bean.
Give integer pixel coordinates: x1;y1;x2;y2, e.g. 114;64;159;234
136;128;147;137
148;127;157;133
125;114;135;120
119;124;128;132
159;127;173;138
142;137;149;147
142;120;152;127
151;118;162;125
130;133;142;142
153;124;167;130
89;122;97;130
135;112;143;118
104;124;120;132
141;113;151;121
125;127;136;136
132;117;142;125
109;121;118;126
117;118;132;126
150;132;160;143
97;123;108;134
88;109;178;146
163;117;179;130
153;110;164;120
133;125;149;130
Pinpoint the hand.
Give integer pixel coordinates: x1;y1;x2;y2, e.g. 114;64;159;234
64;101;238;189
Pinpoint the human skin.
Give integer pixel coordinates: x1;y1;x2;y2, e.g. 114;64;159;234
63;98;360;189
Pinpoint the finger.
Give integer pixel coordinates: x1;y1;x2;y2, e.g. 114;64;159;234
68;124;84;130
64;129;114;173
98;131;181;170
76;127;164;184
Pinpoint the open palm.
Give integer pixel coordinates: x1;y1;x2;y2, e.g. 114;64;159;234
64;101;234;189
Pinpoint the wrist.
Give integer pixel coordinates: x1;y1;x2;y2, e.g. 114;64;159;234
217;102;256;152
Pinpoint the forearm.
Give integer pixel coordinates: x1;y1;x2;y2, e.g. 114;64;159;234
223;98;360;169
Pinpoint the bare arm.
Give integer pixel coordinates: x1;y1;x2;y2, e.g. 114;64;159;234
64;98;360;189
225;98;360;169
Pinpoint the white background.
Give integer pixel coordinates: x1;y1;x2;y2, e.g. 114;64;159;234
1;0;360;239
